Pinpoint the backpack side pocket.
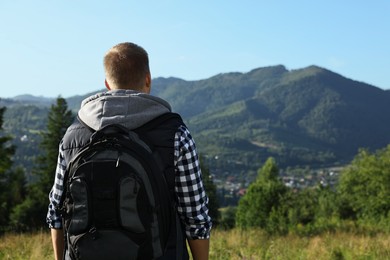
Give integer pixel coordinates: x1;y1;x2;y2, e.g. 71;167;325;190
68;177;89;234
118;176;145;233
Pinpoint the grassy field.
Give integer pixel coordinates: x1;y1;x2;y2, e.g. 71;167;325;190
0;229;389;260
0;230;52;260
210;229;390;259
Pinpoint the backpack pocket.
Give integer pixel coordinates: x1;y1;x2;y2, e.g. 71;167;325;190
118;176;145;233
69;229;139;260
68;177;89;234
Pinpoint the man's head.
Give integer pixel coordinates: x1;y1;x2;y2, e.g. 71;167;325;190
104;42;151;93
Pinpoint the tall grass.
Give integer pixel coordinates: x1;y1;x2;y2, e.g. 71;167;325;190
0;229;389;259
210;229;390;260
0;230;53;260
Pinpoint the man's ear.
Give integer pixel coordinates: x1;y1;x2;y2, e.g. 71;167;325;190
105;79;111;90
145;73;151;93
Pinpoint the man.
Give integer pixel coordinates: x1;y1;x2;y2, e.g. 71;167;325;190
47;42;212;259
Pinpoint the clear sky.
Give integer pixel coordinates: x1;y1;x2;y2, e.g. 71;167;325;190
1;1;389;98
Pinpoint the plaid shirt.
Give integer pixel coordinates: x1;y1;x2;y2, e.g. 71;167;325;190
46;125;212;239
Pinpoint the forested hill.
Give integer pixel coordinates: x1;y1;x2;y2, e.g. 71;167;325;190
153;65;390;171
2;65;390;178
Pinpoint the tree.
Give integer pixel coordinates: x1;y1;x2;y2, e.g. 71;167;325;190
34;97;74;192
286;188;318;227
0;107;15;180
235;157;288;230
338;146;390;221
0;106;17;228
12;97;74;229
199;156;220;226
219;206;236;230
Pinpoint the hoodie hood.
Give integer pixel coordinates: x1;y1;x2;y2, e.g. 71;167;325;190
78;89;171;131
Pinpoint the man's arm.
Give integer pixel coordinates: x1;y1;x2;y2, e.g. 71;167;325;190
47;145;67;260
174;125;212;259
51;228;65;260
188;239;210;260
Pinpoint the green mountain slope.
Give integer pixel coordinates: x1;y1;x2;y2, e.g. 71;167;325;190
157;65;390;174
2;65;390;179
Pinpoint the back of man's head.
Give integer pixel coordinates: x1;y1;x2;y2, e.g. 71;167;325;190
104;42;150;91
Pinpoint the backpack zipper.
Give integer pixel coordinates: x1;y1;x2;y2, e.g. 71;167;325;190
89;226;98;240
116;150;122;167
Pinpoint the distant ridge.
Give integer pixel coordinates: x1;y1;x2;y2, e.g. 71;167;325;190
1;94;54;107
12;94;53;101
2;65;390;178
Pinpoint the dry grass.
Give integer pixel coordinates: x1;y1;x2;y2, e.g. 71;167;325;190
1;229;389;260
0;230;53;260
210;229;390;260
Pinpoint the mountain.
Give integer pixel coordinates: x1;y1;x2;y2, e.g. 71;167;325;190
152;65;390;176
13;94;54;104
2;65;390;182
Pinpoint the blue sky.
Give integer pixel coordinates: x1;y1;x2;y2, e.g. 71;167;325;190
1;1;389;98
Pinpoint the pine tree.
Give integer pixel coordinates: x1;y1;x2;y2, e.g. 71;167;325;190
0;107;15;179
33;97;74;193
0;106;16;228
11;97;74;229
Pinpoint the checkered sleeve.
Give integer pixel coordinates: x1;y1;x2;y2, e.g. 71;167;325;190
174;125;212;239
46;142;67;229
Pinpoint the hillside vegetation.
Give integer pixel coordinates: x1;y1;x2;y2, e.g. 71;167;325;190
0;66;389;259
2;65;390;180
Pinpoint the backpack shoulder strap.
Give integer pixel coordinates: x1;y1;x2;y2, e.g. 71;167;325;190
136;112;187;260
136;112;184;132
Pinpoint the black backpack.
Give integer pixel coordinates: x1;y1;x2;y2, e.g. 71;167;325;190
58;113;184;260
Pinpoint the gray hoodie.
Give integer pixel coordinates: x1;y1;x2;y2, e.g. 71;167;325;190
78;89;172;131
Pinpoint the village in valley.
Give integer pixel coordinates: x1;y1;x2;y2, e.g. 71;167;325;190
209;158;343;207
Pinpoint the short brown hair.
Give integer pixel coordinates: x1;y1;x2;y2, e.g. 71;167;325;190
104;42;150;90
